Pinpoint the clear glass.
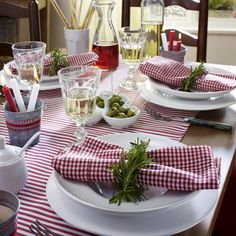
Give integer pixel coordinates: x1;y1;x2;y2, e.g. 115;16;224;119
92;0;119;71
141;0;164;58
58;66;101;144
12;41;46;90
119;27;146;90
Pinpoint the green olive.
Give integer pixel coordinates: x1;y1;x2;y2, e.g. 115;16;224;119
107;111;113;117
97;100;104;108
111;102;120;109
119;106;127;113
127;110;135;117
118;112;128;118
110;107;119;116
119;100;125;106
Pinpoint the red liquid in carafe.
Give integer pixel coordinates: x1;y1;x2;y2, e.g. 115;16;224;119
92;41;119;71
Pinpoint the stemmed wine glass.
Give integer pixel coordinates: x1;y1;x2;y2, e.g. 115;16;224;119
119;27;146;90
58;66;101;144
12;41;46;91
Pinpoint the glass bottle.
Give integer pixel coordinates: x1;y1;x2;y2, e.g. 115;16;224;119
92;0;119;71
141;0;164;58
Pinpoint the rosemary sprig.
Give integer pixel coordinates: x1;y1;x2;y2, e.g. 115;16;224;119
181;62;207;92
109;139;152;206
49;48;69;76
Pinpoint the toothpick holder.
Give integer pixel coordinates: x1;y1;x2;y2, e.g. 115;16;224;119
160;46;187;64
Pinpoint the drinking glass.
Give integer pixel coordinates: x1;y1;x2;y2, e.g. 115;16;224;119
119;27;146;90
12;41;46;90
58;66;101;144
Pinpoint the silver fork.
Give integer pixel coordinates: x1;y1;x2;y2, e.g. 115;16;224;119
145;106;232;131
29;220;58;236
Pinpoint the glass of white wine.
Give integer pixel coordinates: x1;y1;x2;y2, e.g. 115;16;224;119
58;66;101;144
12;41;46;90
119;27;147;90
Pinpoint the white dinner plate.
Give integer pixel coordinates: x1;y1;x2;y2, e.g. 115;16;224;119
140;80;236;111
2;61;60;91
150;63;234;100
53;133;199;216
47;172;218;236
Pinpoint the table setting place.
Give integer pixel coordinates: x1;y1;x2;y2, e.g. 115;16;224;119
1;1;236;236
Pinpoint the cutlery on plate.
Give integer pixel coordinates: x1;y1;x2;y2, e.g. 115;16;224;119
88;182;115;199
29;219;58;236
145;106;232;131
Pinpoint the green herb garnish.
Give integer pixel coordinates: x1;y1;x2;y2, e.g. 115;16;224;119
181;62;207;92
109;139;152;206
49;48;69;76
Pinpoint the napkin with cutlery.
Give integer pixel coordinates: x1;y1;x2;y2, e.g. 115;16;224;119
9;52;98;76
139;56;236;92
52;137;220;191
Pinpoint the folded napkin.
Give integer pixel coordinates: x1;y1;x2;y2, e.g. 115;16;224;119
9;52;98;76
52;137;220;191
139;56;236;92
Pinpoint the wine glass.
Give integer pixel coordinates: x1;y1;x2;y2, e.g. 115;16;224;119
119;27;146;90
12;41;46;91
58;66;101;144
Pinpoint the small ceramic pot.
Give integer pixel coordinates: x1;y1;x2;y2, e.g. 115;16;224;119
0;136;27;193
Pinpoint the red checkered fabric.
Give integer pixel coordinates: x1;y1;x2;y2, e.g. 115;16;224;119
139;56;236;92
52;136;221;191
10;52;98;76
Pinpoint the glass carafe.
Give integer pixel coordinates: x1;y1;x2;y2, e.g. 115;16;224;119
92;0;119;71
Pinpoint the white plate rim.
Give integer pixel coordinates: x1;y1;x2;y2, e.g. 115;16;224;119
47;173;218;236
53;133;199;215
149;63;234;100
140;80;236;111
2;61;60;91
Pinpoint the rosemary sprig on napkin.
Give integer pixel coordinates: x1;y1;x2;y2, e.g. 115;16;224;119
181;62;207;92
49;48;69;76
109;139;152;206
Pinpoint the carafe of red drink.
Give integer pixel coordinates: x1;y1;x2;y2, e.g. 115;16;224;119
92;0;119;71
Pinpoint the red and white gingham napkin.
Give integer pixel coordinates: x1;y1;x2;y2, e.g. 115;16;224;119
9;52;98;76
52;136;221;191
139;56;236;92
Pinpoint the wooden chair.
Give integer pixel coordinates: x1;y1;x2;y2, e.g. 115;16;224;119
121;0;208;62
0;0;41;69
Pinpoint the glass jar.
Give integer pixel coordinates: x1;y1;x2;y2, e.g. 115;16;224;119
141;0;164;58
92;0;119;71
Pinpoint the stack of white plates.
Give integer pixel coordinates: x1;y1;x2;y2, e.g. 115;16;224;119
47;133;218;236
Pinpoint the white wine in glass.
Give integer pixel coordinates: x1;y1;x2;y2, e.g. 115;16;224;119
119;27;146;90
12;41;46;90
58;66;101;144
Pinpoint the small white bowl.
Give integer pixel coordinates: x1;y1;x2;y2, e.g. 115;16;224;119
86;107;103;126
103;105;140;129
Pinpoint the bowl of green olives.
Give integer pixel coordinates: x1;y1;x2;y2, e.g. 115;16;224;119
102;104;140;129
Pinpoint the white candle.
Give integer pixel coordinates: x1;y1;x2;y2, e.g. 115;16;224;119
161;33;168;51
27;84;40;112
9;79;26;112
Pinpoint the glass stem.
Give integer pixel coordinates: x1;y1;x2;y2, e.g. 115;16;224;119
75;122;87;144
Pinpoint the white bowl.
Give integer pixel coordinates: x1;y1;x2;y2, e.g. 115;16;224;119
86;107;103;126
102;105;140;129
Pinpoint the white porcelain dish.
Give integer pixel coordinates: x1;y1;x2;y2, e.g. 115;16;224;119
2;62;60;91
140;80;236;111
47;173;218;236
150;63;234;100
53;133;199;216
102;104;140;129
150;78;232;100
